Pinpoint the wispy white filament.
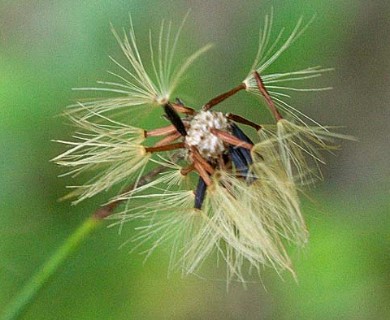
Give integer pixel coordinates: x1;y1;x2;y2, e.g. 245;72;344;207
69;14;212;118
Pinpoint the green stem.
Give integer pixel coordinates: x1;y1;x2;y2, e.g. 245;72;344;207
1;217;103;320
1;165;168;320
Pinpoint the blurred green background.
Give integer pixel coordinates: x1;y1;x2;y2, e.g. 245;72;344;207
1;0;389;319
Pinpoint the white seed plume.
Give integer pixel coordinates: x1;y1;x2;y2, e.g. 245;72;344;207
243;12;333;123
69;15;212;118
276;119;353;183
52;109;150;203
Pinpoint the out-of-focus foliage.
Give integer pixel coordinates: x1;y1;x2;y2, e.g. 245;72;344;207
1;0;389;319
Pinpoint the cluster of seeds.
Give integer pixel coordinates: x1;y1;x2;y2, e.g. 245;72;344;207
54;13;347;282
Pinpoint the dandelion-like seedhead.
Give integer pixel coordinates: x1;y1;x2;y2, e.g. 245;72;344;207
54;12;349;283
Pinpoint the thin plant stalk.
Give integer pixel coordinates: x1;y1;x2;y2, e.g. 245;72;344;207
1;217;102;320
1;166;167;320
